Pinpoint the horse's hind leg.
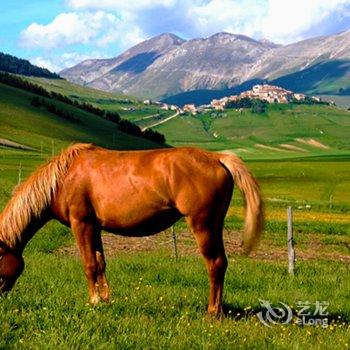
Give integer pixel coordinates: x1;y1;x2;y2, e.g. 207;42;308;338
93;233;110;302
71;219;100;305
202;233;227;316
187;216;228;316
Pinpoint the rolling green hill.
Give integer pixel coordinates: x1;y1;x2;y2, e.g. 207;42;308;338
0;82;163;153
25;76;174;123
153;104;350;159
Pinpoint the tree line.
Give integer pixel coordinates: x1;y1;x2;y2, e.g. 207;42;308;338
0;52;61;79
291;96;330;105
31;97;82;124
0;71;166;144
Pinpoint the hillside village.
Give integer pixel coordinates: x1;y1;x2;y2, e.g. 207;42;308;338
210;84;310;110
147;84;328;115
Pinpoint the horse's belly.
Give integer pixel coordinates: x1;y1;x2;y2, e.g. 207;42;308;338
96;203;181;237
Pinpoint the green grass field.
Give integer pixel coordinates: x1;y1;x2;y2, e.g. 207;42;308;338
0;248;349;349
0;78;349;349
155;104;350;159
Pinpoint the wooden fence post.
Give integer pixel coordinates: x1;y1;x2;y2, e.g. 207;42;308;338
18;162;22;185
329;195;333;210
287;206;295;275
171;225;178;261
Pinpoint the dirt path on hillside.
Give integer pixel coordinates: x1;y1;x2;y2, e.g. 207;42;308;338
141;111;179;131
255;144;288;152
0;138;35;151
295;138;329;149
134;114;160;123
279;144;308;152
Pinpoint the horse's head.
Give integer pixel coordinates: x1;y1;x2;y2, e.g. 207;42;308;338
0;243;24;294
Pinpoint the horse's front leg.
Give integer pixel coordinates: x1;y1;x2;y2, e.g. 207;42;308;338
71;219;100;305
93;233;110;302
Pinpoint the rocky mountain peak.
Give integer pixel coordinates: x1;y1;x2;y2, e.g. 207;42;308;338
258;38;281;48
61;30;350;100
208;32;262;45
154;32;186;45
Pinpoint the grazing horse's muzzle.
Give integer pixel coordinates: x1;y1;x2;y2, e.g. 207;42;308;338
0;277;16;294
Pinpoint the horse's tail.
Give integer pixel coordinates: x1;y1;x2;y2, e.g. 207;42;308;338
0;143;94;248
218;153;264;254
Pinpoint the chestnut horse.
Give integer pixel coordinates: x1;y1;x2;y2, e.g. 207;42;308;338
0;144;263;314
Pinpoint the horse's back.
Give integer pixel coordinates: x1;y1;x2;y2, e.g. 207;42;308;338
51;147;232;233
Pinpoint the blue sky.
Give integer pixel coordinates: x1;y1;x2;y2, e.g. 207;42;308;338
1;0;350;72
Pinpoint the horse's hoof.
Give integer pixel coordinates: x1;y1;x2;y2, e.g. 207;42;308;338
207;305;224;318
100;294;110;303
90;295;100;305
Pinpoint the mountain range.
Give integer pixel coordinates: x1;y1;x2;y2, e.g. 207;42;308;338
61;30;350;105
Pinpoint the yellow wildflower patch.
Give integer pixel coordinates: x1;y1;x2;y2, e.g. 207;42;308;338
227;206;348;224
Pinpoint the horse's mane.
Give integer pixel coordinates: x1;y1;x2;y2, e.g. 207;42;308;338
0;143;95;248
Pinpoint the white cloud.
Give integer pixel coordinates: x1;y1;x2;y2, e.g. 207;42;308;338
98;27;145;50
20;0;350;53
262;0;350;43
67;0;176;11
64;0;350;44
188;0;266;38
30;57;62;73
20;11;123;49
188;0;350;43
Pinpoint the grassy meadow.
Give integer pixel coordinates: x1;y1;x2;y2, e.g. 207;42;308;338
0;78;349;349
0;248;349;349
155;103;350;158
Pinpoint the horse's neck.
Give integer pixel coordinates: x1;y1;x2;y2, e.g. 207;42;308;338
0;211;50;253
18;214;51;252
